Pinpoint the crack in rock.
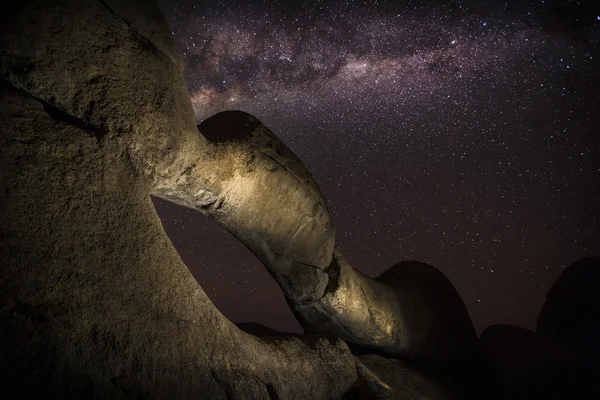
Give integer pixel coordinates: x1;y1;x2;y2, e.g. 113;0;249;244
1;77;106;142
96;0;178;65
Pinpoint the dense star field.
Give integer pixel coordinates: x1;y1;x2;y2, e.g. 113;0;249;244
152;0;600;333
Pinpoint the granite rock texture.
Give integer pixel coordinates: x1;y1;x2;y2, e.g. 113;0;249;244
0;0;356;398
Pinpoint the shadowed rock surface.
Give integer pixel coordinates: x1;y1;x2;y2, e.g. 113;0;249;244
480;258;600;400
0;0;462;398
536;256;600;394
537;257;600;355
478;324;594;399
0;0;356;398
350;355;456;400
374;261;477;366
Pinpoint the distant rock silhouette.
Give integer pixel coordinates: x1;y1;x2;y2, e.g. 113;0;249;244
537;256;600;392
479;324;580;399
351;354;455;400
537;257;600;354
375;261;477;368
478;258;600;399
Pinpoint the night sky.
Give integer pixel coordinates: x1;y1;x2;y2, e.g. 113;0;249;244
152;0;600;334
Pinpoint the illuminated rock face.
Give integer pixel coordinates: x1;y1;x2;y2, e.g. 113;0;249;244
1;0;468;398
166;112;478;374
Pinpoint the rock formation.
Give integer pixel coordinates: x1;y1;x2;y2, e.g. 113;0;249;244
478;258;600;399
0;0;465;398
479;324;580;399
189;112;478;376
537;256;600;395
537;256;600;357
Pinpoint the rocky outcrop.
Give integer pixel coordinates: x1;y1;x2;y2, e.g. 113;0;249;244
290;253;477;375
480;257;600;400
157;106;478;374
0;0;357;398
6;0;595;398
536;257;600;396
479;324;581;399
537;257;600;355
351;355;455;400
0;0;465;398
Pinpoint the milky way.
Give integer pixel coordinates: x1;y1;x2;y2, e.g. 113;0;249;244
175;2;544;119
153;0;600;333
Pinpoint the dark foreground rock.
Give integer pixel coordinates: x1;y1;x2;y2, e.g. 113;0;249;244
350;355;455;400
479;323;597;399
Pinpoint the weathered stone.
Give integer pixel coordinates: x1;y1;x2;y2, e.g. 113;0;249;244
537;257;600;355
0;0;358;398
235;325;457;400
293;253;477;376
349;354;456;400
157;108;478;376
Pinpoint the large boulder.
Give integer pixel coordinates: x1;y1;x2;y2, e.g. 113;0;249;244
537;257;600;358
536;257;600;395
374;260;477;368
0;0;358;398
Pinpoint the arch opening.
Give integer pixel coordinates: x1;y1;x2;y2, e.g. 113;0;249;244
151;195;303;334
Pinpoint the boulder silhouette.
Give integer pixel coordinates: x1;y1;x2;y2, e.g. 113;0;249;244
477;257;600;399
479;324;581;399
537;257;600;355
536;256;600;393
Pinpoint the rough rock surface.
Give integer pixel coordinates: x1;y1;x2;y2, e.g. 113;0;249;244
350;355;456;400
1;0;474;398
0;0;358;398
163;108;478;374
292;254;478;375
